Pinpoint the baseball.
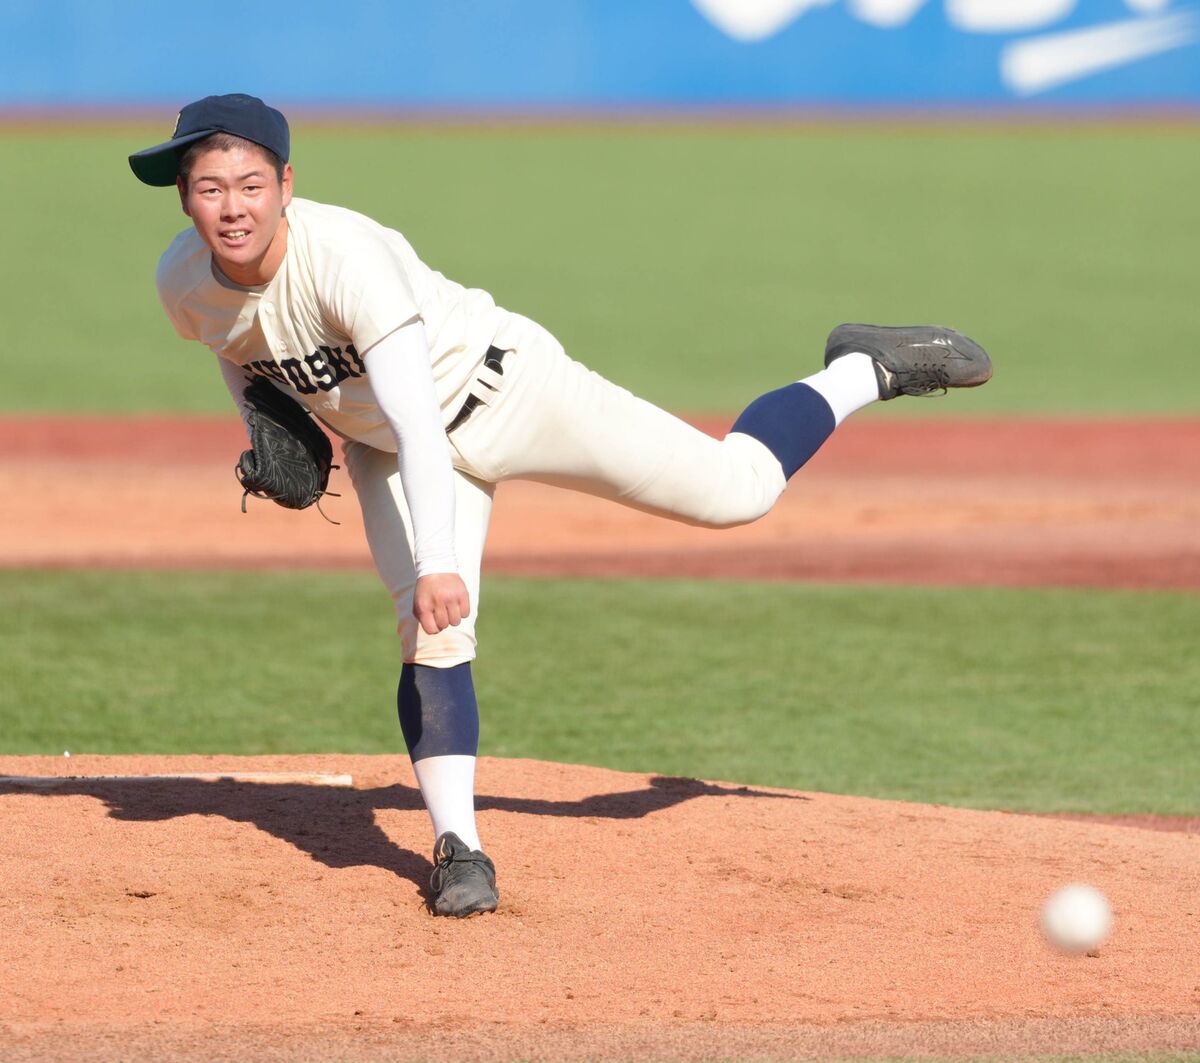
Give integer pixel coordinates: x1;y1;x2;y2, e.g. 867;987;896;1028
1041;883;1112;953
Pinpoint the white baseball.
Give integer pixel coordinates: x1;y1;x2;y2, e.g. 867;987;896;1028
1041;883;1112;953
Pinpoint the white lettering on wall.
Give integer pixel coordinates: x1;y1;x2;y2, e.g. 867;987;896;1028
692;0;1185;40
689;0;1195;94
690;0;837;42
1002;10;1198;93
848;0;930;28
946;0;1077;34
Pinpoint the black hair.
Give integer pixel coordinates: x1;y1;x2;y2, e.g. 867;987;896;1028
177;132;285;189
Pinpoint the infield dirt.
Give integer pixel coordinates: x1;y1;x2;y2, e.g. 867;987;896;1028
1;754;1199;1062
2;415;1198;589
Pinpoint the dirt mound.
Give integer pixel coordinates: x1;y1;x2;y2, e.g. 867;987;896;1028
2;416;1198;589
1;754;1197;1061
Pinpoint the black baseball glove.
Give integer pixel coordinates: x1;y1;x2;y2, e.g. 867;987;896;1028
235;378;337;516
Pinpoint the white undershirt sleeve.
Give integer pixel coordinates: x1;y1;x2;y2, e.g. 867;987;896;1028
362;319;459;578
217;356;253;434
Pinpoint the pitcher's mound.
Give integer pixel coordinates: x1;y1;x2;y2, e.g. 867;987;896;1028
1;754;1197;1062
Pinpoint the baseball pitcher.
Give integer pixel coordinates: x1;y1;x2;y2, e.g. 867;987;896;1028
130;94;992;918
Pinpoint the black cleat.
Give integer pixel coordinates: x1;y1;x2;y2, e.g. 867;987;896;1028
825;323;993;400
429;831;499;918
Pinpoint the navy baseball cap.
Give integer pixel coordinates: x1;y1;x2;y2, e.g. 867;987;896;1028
128;93;290;186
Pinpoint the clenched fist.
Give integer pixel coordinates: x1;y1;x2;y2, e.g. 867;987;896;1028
413;573;471;635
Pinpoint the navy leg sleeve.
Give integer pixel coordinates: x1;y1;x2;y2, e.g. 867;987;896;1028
730;382;836;479
397;662;480;762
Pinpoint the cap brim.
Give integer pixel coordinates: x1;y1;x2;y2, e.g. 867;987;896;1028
128;128;219;186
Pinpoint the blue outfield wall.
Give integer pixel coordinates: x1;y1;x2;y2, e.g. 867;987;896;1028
3;0;1198;107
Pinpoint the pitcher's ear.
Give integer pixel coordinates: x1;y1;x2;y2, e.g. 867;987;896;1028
280;162;294;210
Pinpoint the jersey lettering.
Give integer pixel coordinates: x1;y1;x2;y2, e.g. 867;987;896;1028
322;344;367;378
243;343;366;396
281;358;318;394
305;351;337;389
249;361;289;387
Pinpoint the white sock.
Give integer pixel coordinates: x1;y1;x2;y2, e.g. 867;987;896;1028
411;754;482;851
799;352;880;426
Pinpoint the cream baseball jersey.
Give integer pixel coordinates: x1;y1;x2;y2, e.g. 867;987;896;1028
155;196;507;449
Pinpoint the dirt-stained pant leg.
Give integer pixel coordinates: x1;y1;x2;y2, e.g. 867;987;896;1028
447;314;788;527
348;314;788;659
343;440;494;667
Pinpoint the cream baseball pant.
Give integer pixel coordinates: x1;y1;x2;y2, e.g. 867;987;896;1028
342;314;788;666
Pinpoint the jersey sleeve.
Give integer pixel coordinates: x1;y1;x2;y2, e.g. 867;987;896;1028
155;247;199;341
319;239;423;355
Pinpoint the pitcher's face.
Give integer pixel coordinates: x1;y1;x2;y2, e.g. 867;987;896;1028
178;145;293;285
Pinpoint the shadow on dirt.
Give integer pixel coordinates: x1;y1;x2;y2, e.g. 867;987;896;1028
475;774;806;819
0;773;801;893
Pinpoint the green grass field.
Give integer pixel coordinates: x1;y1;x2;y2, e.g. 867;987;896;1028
3;122;1198;414
4;570;1197;814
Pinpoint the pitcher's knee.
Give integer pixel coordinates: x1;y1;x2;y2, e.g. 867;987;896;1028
399;613;478;668
690;497;775;530
680;437;785;528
